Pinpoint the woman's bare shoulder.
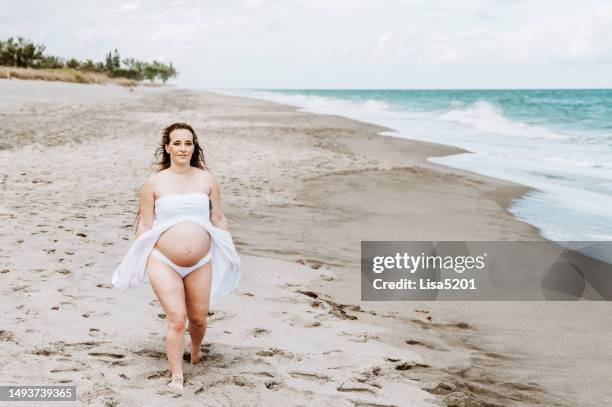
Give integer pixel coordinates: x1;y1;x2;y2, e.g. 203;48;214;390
143;171;164;195
146;170;163;183
194;168;218;195
196;168;217;179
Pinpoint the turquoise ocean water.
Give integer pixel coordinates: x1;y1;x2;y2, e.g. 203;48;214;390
219;89;612;242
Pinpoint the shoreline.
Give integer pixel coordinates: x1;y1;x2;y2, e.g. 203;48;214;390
213;90;544;272
1;79;610;406
212;89;545;244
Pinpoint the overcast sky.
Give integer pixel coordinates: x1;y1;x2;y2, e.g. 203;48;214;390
1;0;612;89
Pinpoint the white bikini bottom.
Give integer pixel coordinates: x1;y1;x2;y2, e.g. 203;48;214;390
150;248;211;278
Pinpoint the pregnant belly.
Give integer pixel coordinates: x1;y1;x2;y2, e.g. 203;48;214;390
154;221;211;267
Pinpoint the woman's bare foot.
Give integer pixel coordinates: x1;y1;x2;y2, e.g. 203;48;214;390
190;343;202;364
168;374;184;392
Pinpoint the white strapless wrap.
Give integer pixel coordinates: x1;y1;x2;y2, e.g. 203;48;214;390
111;192;241;306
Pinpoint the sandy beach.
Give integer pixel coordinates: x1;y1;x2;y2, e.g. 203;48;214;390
1;79;611;406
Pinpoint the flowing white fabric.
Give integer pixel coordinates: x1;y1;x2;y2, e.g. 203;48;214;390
112;192;241;307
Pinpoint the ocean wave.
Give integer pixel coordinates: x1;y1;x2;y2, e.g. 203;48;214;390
438;100;569;140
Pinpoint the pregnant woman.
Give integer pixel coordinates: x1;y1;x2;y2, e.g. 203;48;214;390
112;122;241;392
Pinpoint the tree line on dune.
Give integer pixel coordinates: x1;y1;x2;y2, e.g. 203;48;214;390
0;36;178;83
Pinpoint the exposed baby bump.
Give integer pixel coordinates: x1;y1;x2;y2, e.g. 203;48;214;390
154;221;211;267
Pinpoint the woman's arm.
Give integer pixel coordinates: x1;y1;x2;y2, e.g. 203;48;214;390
135;176;156;240
209;173;229;232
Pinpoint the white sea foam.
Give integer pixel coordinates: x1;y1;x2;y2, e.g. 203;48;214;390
438;100;569;140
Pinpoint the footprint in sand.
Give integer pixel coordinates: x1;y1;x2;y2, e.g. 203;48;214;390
135;348;166;360
289;371;332;383
405;339;440;350
50;367;81;373
265;380;282;390
340;331;382;343
62;340;109;350
147;369;170;380
296;290;360;320
80;383;118;406
12;284;31;292
252;371;275;378
0;330;17;343
483;352;510;360
336;382;377;394
274;312;322;328
88;352;125;359
351;366;384;390
394;361;431;371
424;382;456;396
251;327;270;337
256;348;294;358
88;328;102;338
215;375;256;389
412;317;473;331
208;310;227;322
31;348;60;356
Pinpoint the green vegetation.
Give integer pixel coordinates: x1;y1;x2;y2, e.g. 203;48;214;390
0;36;178;83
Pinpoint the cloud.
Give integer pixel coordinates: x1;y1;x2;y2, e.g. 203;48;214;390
367;4;612;67
264;21;286;32
242;0;273;7
1;0;611;88
112;1;141;13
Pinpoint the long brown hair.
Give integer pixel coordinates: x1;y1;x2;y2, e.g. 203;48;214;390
155;122;208;171
132;122;208;234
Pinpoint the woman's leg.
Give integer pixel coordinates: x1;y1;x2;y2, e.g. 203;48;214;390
183;254;213;364
146;254;187;389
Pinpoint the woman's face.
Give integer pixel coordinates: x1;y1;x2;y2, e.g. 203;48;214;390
165;129;195;163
